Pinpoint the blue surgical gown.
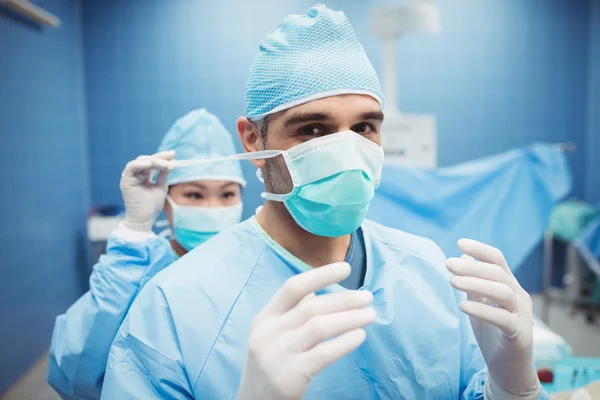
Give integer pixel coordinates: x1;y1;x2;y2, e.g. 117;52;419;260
47;233;176;399
101;217;491;399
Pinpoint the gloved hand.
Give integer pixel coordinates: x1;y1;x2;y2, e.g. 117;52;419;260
447;239;541;400
120;150;175;233
238;262;376;400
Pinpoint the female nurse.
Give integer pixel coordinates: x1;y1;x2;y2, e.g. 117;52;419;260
47;109;245;399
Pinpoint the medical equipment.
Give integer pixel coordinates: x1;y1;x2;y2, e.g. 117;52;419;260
244;4;383;120
573;215;600;321
86;209;124;271
538;358;600;394
543;203;600;324
2;0;60;28
532;316;573;365
370;0;440;168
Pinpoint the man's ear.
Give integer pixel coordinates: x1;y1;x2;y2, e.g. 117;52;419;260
236;117;265;168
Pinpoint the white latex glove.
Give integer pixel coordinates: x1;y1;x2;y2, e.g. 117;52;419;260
447;239;541;400
238;262;376;400
120;150;175;233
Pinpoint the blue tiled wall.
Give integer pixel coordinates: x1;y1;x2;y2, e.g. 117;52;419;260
0;0;89;394
586;0;600;205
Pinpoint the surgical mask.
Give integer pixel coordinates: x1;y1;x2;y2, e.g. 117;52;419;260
173;130;384;237
264;131;384;236
166;196;243;251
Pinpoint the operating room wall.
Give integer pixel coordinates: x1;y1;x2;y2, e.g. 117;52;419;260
81;0;329;212
587;0;600;206
81;0;592;293
0;0;90;395
362;0;591;293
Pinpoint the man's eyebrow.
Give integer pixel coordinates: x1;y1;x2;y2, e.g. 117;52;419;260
283;113;332;128
360;111;384;122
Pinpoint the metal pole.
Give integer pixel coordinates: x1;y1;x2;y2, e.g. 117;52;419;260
542;229;553;323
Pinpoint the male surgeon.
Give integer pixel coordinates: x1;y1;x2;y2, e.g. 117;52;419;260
101;5;546;399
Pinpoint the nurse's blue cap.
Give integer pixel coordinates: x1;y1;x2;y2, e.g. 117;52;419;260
245;4;384;120
158;109;246;187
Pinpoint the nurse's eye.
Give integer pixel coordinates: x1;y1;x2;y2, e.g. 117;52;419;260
222;191;236;199
352;122;375;135
298;124;328;137
186;192;204;200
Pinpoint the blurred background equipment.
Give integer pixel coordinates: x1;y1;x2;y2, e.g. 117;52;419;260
1;0;60;27
86;206;124;274
369;143;574;274
371;0;440;168
544;203;600;324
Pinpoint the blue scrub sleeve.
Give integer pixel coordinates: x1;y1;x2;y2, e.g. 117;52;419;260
47;233;175;399
100;281;194;399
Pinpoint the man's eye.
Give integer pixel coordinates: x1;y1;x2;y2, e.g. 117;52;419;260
352;122;374;135
299;125;327;137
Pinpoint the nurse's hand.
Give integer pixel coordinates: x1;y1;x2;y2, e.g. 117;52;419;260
238;262;375;400
447;239;540;400
120;151;175;233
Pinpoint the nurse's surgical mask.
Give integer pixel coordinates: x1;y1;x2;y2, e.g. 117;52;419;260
173;130;384;237
166;196;243;251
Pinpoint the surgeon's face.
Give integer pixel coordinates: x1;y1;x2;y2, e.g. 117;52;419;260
265;94;382;148
237;94;383;195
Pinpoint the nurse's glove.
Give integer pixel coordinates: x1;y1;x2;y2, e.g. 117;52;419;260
120;150;175;233
238;262;376;400
447;239;540;400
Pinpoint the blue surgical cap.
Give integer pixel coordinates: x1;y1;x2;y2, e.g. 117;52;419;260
158;109;246;187
245;4;384;120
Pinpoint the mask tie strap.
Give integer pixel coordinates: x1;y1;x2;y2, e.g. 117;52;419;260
172;149;283;168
